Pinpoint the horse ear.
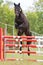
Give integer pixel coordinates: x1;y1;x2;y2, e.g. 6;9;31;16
18;3;20;6
14;3;16;6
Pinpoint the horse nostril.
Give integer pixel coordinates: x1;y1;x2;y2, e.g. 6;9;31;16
16;14;19;16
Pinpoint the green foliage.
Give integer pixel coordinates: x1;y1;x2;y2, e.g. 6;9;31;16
26;11;43;34
0;4;15;25
0;4;16;34
34;0;43;11
0;0;3;4
26;0;43;34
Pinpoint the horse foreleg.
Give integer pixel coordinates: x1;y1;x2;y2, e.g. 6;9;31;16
17;30;23;51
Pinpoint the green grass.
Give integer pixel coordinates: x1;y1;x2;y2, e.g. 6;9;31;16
0;47;43;65
0;54;43;65
0;45;43;65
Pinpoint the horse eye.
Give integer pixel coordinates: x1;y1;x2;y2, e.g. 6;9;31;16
20;9;22;12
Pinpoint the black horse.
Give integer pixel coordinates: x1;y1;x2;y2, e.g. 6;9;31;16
14;3;32;55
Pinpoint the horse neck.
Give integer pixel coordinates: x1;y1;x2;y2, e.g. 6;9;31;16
20;12;27;20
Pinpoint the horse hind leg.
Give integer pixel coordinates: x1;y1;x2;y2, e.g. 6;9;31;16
25;30;32;56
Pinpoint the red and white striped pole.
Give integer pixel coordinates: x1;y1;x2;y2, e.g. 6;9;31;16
0;28;4;61
6;58;43;62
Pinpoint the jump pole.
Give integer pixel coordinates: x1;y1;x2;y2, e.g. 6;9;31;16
0;28;4;61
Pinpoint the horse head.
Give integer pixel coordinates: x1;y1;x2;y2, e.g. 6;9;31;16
14;3;22;17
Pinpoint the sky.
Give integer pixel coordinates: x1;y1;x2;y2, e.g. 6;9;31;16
3;0;38;11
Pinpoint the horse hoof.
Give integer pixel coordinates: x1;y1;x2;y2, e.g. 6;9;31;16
28;53;30;56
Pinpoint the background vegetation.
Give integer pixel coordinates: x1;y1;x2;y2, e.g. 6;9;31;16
0;0;43;34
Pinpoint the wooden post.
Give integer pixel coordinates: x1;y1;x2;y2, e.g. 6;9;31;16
0;28;4;61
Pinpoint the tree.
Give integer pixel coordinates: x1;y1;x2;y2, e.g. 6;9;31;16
0;4;15;34
34;0;43;12
0;0;3;4
34;0;43;34
26;0;43;34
